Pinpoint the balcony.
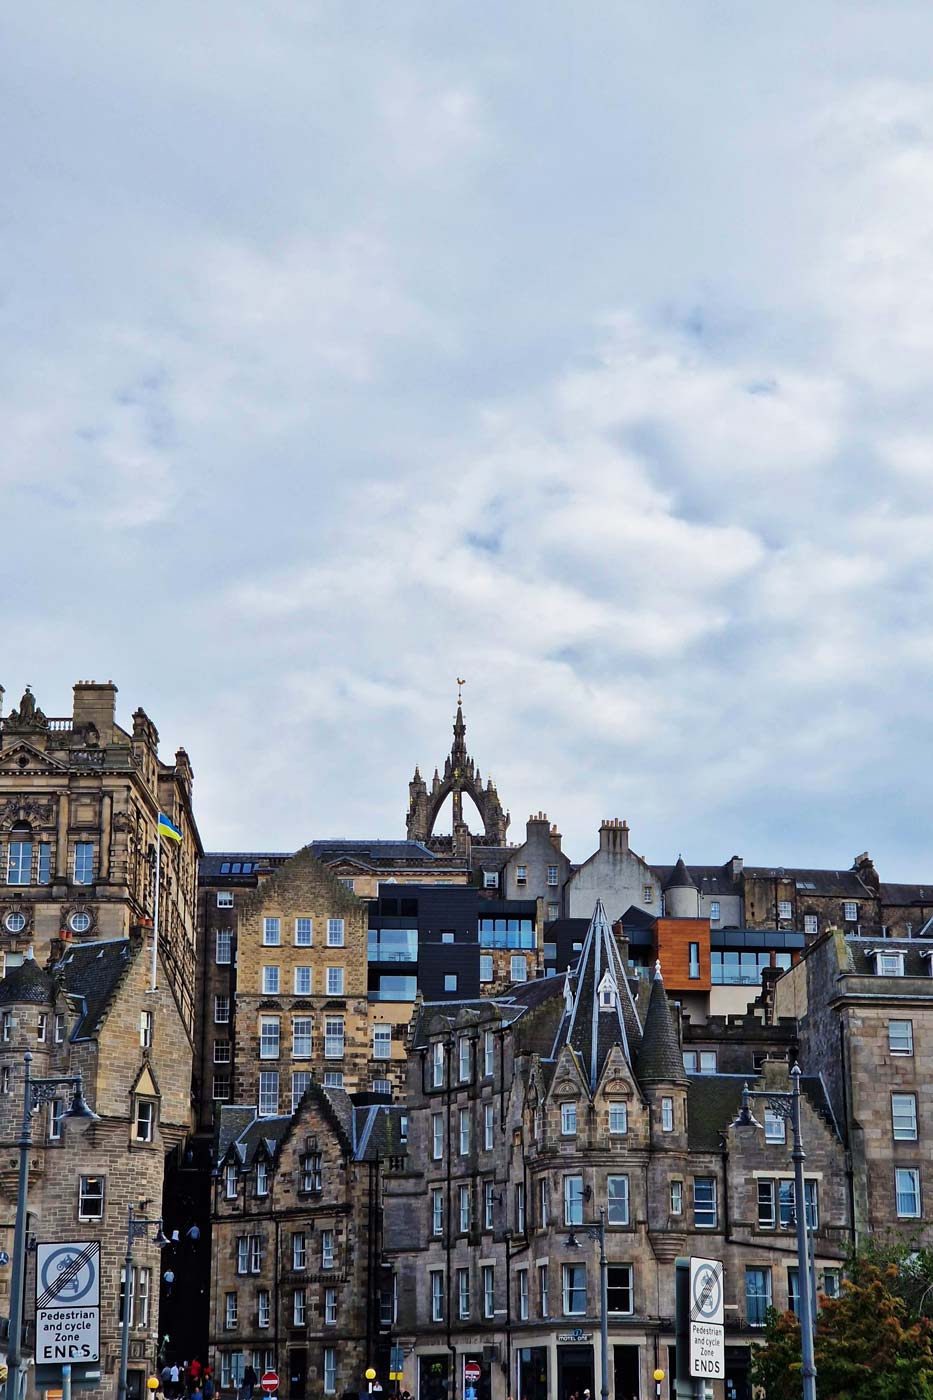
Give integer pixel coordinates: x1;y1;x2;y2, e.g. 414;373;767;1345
368;930;418;963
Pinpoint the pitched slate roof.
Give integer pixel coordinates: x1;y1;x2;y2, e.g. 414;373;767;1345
55;938;135;1038
687;1074;839;1151
0;954;55;1005
635;962;688;1085
880;882;933;907
556;900;642;1092
652;862;743;898
746;867;871;898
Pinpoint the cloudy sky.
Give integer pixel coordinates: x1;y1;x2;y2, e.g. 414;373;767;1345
3;3;933;877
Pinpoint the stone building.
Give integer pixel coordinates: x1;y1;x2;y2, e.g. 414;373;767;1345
0;934;193;1400
773;928;933;1246
209;1086;403;1399
500;814;571;922
383;903;849;1400
0;681;201;1034
565;821;660;922
228;847;409;1118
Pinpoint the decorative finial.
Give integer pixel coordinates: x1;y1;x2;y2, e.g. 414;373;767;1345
654;958;662;981
457;676;465;705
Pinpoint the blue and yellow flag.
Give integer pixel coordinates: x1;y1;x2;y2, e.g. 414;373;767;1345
158;813;183;843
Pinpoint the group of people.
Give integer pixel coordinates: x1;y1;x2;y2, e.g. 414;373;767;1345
159;1358;215;1399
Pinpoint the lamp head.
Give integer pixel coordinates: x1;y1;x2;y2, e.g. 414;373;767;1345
565;1231;580;1249
64;1079;99;1132
152;1222;170;1249
730;1082;763;1132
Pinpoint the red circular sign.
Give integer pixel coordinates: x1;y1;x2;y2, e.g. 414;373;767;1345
464;1363;481;1384
261;1374;279;1394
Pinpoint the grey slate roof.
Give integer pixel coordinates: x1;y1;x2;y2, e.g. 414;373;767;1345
879;882;933;907
557;900;643;1092
687;1074;838;1150
55;938;135;1038
634;964;688;1085
746;867;871;898
663;856;697;892
0;954;55;1005
652;862;744;898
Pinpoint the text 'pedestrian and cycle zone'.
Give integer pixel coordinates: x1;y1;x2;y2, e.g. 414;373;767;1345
689;1256;724;1380
36;1241;100;1364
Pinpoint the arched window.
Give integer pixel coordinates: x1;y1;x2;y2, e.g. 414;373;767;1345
7;823;32;886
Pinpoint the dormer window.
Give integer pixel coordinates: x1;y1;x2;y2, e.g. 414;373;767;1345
256;1159;269;1197
872;950;905;977
597;970;617;1010
224;1163;238;1199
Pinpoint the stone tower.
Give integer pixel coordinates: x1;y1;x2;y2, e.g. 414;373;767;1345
406;692;509;848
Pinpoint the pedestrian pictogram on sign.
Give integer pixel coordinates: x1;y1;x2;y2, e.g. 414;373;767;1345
261;1372;279;1394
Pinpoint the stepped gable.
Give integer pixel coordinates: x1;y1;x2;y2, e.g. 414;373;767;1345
635;961;688;1086
0;952;55;1004
556;899;643;1093
663;854;697;892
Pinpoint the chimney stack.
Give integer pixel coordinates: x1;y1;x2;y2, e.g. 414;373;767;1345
73;680;118;744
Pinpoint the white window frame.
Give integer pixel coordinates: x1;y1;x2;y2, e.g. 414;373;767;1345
214;995;230;1023
217;891;234;908
292;1016;313;1058
479;954;494;984
561;1102;577;1136
323;1347;336;1396
139;1010;152;1048
892;1093;919;1141
432;1112;444;1160
326;966;345;996
295;917;313;946
607;1174;630;1226
563;1174;583;1226
459;1107;470;1155
263;917;281;946
889;1020;914;1055
510;954;527;983
326;918;345;947
294;966;312;994
844;901;858;922
561;1263;586;1315
261;966;280;995
661;1097;674;1132
258;1290;270;1329
78;1175;104;1220
373;1024;392;1059
216;930;232;964
259;1017;281;1060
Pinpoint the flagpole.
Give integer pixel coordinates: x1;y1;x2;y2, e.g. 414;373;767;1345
150;832;160;993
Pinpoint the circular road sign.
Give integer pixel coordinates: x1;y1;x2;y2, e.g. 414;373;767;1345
464;1362;481;1384
692;1261;722;1320
261;1373;279;1394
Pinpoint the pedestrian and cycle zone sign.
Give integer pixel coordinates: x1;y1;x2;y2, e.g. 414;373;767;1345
35;1242;100;1363
689;1256;724;1380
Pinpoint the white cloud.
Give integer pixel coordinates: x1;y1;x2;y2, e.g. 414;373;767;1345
4;1;933;879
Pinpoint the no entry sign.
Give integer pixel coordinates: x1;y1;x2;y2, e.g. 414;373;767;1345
261;1373;279;1394
463;1362;481;1384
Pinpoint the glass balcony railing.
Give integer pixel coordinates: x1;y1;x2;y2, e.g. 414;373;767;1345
368;930;418;962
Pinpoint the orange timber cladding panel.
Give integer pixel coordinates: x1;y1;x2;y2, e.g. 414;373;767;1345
653;917;712;992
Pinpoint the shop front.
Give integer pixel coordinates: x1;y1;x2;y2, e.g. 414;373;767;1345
419;1353;450;1400
556;1337;594;1400
516;1347;548;1400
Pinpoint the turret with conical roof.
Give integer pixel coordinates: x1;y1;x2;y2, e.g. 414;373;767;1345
636;959;689;1153
636;960;688;1087
663;854;700;918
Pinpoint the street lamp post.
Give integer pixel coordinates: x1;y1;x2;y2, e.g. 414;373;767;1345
4;1052;98;1400
117;1205;168;1400
731;1066;817;1400
566;1207;609;1400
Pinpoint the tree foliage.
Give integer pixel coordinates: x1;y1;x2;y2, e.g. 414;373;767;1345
750;1260;933;1399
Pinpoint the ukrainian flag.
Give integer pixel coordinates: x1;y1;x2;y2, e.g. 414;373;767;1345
158;813;183;843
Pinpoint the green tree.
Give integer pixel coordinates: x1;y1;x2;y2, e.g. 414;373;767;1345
750;1262;933;1399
